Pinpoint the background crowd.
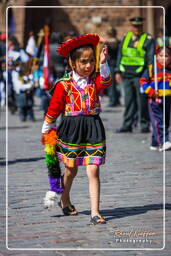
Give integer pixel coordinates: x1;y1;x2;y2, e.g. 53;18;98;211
0;16;171;150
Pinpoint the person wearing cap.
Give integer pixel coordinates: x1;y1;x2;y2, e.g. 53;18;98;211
41;34;112;224
115;17;155;133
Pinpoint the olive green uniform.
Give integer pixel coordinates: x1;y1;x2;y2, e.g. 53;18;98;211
115;31;155;131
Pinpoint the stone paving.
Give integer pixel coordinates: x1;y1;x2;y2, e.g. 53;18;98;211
0;96;171;256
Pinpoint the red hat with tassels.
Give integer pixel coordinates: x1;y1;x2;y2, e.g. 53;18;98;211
57;34;100;58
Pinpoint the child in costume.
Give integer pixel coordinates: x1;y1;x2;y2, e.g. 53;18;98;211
12;62;35;122
42;34;112;224
140;47;171;151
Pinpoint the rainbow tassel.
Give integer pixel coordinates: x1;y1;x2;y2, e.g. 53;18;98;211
45;144;56;155
42;129;64;195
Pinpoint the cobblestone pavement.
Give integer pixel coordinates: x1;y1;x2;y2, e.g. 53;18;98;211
0;96;171;256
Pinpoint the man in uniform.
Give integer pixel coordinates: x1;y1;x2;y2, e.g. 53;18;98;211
115;17;155;133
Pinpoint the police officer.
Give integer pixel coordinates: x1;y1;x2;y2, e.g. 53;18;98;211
115;17;155;133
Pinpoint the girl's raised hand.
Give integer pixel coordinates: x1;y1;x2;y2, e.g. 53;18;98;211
100;45;108;64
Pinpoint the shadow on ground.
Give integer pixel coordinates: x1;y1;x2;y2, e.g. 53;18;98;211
0;157;44;166
0;126;30;130
77;203;171;221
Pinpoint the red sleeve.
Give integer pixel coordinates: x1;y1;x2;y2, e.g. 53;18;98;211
139;77;150;87
140;69;154;96
45;82;66;123
94;72;112;92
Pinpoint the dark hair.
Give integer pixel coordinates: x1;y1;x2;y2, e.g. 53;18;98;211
69;44;95;63
158;47;171;56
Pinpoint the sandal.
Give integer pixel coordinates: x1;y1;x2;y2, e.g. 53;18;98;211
58;202;78;216
90;214;106;225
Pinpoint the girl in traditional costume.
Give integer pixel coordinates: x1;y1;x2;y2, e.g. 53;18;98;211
42;34;112;224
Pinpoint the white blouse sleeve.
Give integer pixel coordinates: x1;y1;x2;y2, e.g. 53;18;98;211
100;61;110;78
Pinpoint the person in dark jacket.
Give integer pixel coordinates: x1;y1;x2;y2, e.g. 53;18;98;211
115;17;155;133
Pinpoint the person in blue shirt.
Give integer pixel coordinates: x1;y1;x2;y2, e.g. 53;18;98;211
140;46;171;151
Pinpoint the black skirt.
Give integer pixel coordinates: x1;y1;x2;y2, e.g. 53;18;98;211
56;115;106;167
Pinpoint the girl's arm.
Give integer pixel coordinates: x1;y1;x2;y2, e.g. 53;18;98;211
95;65;112;91
100;45;108;64
140;69;155;97
94;45;112;91
42;82;66;133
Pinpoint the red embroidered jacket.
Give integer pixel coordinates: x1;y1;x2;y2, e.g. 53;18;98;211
45;72;112;123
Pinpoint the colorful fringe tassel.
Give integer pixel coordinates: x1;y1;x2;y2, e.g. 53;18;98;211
42;128;64;194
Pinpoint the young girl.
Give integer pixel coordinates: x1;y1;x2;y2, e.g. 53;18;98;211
140;47;171;151
12;62;35;122
41;34;112;224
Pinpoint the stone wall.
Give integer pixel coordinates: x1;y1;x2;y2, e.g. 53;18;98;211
55;0;140;38
61;6;140;38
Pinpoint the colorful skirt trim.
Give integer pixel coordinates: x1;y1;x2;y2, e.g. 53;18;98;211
56;115;106;167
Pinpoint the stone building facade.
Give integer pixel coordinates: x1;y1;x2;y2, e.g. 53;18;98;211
0;0;170;46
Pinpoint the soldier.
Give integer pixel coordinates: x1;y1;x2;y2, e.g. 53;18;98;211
115;17;155;133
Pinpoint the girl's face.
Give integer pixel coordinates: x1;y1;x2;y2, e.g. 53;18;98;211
73;48;95;77
157;49;171;67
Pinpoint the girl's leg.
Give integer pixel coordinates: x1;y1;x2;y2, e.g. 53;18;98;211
86;165;105;223
148;99;161;146
60;166;78;213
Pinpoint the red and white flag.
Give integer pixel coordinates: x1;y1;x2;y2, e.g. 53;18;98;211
43;26;50;90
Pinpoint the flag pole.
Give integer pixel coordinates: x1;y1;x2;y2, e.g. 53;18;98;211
43;25;50;91
154;54;161;104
